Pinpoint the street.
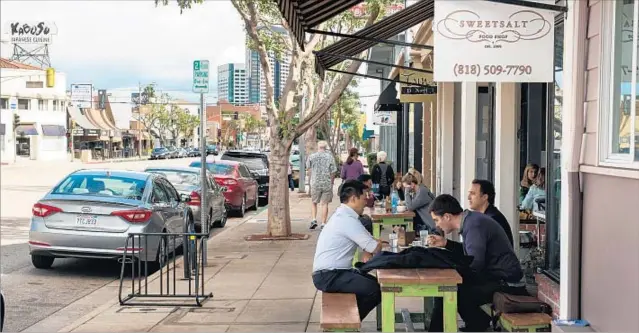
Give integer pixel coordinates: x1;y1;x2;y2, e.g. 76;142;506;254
0;157;264;332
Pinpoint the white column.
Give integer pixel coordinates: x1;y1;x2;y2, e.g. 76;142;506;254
437;82;455;195
459;82;477;208
494;82;520;253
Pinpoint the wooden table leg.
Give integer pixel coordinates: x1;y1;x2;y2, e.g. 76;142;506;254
442;291;458;332
406;222;413;232
381;290;395;332
373;223;381;239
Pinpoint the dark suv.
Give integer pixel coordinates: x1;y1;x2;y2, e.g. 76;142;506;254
221;150;269;203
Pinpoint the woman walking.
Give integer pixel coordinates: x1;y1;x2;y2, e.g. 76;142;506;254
340;147;365;181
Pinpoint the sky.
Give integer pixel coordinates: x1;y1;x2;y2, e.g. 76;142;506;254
0;0;381;128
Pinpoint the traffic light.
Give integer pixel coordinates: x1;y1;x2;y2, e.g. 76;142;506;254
13;113;20;128
233;111;239;120
46;68;55;87
98;90;107;109
217;128;222;138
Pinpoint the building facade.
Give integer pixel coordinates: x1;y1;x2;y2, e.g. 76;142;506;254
0;58;68;163
245;26;291;106
217;63;249;106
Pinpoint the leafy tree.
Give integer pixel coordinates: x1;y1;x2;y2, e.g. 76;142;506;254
178;111;200;143
157;0;391;237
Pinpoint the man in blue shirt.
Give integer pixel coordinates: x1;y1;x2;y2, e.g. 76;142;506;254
426;194;523;332
312;180;385;320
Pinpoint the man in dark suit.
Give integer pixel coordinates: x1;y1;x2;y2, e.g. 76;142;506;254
468;179;514;247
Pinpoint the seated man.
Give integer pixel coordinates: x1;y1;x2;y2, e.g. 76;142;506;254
468;179;514;247
426;194;524;332
312;180;384;321
402;173;436;232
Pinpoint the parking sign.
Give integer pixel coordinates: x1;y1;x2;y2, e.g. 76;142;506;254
192;60;209;93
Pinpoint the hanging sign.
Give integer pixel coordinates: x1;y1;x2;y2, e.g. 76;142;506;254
372;111;396;126
433;0;555;83
399;68;437;103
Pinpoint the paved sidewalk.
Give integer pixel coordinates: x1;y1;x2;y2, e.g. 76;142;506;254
32;189;427;332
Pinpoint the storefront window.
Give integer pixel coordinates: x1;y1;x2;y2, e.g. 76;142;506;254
608;0;638;162
545;13;564;279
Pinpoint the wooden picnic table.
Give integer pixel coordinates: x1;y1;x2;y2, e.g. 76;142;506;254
377;268;462;332
370;212;415;238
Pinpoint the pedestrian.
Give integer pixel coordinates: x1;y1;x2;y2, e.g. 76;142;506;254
340;147;364;181
307;141;337;230
371;151;394;199
312;180;384;321
288;161;295;191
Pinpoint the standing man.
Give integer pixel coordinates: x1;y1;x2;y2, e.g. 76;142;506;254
312;180;384;321
307;141;337;229
467;179;514;247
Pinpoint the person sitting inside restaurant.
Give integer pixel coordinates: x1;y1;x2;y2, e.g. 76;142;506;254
392;172;405;201
426;194;524;332
519;163;540;204
468;179;514;247
402;173;436;232
357;174;376;234
312;180;385;321
521;167;546;212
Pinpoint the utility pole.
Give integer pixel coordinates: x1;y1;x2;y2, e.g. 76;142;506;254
298;95;306;193
137;82;143;158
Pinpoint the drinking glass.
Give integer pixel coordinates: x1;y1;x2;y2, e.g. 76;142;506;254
389;233;398;248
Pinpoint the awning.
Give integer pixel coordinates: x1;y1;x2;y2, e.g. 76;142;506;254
314;0;434;77
276;0;364;51
15;124;38;136
375;80;401;112
41;125;66;137
67;106;98;130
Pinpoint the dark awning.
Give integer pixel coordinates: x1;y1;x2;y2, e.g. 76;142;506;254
276;0;363;51
0;123;5;135
375;80;401;112
315;0;434;77
15;124;38;136
42;125;66;137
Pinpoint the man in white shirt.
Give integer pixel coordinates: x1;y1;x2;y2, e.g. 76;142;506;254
312;180;385;320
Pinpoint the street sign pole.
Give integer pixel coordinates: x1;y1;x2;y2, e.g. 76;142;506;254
193;60;210;263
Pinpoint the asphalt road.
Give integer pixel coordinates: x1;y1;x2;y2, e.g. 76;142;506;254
0;156;263;332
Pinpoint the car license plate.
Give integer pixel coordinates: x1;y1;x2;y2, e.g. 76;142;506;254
76;215;98;226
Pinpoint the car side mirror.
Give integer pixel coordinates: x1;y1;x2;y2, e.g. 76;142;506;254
179;193;191;202
250;172;260;179
220;186;228;192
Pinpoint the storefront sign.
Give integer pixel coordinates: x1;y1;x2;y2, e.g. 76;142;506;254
5;21;58;45
84;129;99;136
433;0;555;82
399;69;437;103
71;84;93;109
372;111;396;126
72;129;84;136
619;0;638;83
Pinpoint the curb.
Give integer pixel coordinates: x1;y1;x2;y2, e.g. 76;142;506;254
54;213;257;333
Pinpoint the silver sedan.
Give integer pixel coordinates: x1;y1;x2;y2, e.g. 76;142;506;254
28;169;193;269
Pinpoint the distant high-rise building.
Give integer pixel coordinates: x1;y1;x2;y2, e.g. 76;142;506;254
217;63;249;106
246;26;291;106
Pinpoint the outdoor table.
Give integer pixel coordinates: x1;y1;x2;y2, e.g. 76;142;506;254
370;212;415;238
377;268;462;332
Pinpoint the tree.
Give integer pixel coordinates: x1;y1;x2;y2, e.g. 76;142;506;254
158;0;390;238
178;111;200;143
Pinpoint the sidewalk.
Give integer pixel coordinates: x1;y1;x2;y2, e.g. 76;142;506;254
31;190;428;332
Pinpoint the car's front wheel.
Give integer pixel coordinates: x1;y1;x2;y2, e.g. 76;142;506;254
31;255;54;269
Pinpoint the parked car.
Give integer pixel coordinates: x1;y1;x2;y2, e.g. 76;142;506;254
191;147;201;157
289;153;300;186
176;148;188;158
189;160;258;217
28;169;194;269
145;166;227;230
0;289;4;332
220;150;269;203
149;147;170;160
166;146;179;159
206;145;218;156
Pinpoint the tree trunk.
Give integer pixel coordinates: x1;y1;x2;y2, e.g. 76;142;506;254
305;125;317;157
266;133;293;237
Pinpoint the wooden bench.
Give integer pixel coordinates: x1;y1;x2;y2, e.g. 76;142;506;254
481;304;552;332
320;293;361;332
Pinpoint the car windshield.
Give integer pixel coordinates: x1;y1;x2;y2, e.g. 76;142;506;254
51;174;147;200
147;170;200;186
189;162;235;175
222;156;266;170
153;148;167;153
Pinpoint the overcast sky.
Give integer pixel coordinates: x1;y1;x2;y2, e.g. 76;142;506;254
1;0;379;128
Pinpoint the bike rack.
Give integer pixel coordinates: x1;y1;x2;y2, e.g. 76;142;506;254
117;231;213;307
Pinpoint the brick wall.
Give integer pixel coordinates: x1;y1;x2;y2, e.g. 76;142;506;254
536;273;560;318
